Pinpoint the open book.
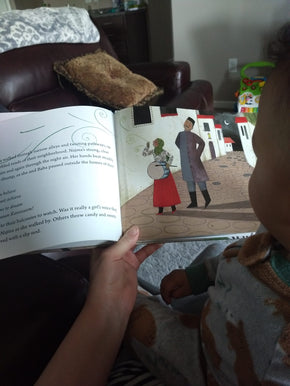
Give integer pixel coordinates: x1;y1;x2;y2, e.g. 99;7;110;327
0;105;259;259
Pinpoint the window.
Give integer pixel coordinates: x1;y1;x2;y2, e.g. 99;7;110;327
203;122;210;132
243;125;249;139
133;106;152;125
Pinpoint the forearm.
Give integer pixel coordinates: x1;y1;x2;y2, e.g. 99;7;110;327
36;226;160;386
35;298;130;386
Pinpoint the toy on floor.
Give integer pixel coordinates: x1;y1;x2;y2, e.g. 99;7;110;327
236;61;275;113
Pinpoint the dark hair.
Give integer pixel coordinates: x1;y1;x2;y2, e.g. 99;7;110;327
263;23;290;158
268;22;290;63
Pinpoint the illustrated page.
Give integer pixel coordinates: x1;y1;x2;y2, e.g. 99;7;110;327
114;106;259;242
0;106;122;259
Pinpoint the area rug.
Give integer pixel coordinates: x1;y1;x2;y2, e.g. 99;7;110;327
137;239;232;293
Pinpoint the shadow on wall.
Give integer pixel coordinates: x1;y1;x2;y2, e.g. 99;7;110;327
13;0;42;9
190;10;289;102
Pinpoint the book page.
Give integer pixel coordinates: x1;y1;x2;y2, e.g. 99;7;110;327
0;106;122;259
114;106;259;243
0;112;31;122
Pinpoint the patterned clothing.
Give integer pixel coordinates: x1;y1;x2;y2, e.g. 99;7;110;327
143;146;181;208
108;360;164;385
187;232;290;384
127;233;290;385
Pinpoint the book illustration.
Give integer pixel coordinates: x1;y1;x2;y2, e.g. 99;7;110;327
146;160;170;180
175;117;211;209
214;111;257;168
115;106;259;242
142;138;180;215
0;105;259;259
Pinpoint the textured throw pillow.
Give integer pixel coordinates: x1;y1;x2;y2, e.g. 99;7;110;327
54;50;163;109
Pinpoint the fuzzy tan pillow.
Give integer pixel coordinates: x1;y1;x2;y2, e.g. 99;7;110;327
54;50;163;109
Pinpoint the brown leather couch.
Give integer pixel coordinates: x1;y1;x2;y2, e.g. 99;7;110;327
0;23;213;112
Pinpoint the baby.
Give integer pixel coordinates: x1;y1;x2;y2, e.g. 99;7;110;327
126;23;290;385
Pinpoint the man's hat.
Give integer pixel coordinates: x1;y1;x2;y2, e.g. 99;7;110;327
187;117;195;125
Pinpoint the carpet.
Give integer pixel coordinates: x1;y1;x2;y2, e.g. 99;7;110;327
137;239;232;293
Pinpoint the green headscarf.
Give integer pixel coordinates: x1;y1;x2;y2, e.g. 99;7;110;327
154;138;164;155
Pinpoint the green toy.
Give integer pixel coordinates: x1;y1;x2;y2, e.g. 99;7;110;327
237;61;275;113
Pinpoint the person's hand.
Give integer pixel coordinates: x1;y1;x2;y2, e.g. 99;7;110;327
36;226;161;386
88;225;162;314
160;269;192;304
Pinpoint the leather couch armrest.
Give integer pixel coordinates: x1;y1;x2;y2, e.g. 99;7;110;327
128;61;191;93
160;80;214;112
152;79;213;112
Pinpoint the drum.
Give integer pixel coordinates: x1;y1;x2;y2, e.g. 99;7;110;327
147;161;170;180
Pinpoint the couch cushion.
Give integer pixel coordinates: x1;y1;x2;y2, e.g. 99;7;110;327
8;87;90;112
0;43;102;109
0;21;118;111
54;50;163;109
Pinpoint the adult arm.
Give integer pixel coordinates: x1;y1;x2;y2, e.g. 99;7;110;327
194;133;205;157
175;132;180;148
36;226;161;386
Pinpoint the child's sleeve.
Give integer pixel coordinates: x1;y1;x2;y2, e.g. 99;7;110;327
185;253;221;295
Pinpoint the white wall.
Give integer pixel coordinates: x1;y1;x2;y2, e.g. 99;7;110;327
171;0;290;107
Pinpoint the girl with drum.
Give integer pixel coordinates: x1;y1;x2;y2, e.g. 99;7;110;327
143;138;181;215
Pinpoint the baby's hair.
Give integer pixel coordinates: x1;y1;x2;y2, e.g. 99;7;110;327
262;22;290;167
266;22;290;113
268;22;290;62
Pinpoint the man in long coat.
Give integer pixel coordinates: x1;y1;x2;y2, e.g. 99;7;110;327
175;117;211;208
